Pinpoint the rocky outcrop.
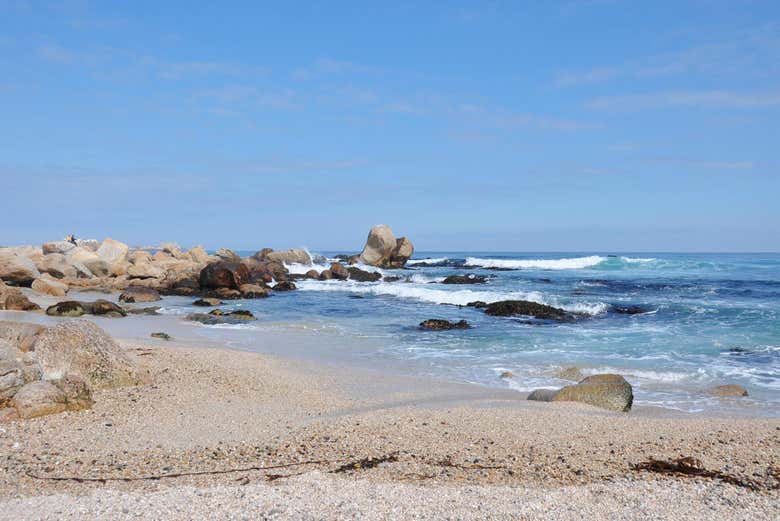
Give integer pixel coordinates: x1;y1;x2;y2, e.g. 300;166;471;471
188;246;210;264
33;319;140;388
34;253;78;279
272;281;296;291
0;250;41;285
708;384;748;397
442;274;487;284
419;319;470;331
118;286;161;303
551;374;633;412
483;300;572;321
42;241;77;255
358;225;414;268
199;262;250;290
96;239;129;266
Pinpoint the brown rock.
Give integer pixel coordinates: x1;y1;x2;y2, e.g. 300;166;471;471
119;286;161;303
239;284;270;299
193;298;222;307
265;249;312;265
272;281;296;291
0;250;41;284
10;381;68;419
31;276;69;297
199;261;250;290
305;269;320;279
329;262;349;280
552;374;634;412
52;374;94;410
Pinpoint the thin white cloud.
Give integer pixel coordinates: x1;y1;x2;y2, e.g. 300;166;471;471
586;90;780;110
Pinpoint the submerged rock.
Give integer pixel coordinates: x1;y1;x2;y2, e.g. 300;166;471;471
483;300;572;321
442;274;487;285
708;384;748;397
151;332;172;341
419;319;471;331
552;374;633;412
209;309;255;320
124;306;160;315
611;305;653;315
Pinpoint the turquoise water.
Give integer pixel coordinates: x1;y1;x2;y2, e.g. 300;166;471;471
163;252;780;416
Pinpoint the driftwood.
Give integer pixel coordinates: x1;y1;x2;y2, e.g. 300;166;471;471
632;456;780;492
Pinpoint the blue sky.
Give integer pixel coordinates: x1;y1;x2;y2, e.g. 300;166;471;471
2;1;779;252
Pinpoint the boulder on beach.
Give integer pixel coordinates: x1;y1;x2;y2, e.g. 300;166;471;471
527;389;558;402
10;381;68;419
552;374;634;412
86;300;127;317
118;286;161;303
358;225;414;268
33;319;140;388
69;248;110;277
708;384;748;397
442;274;487;285
199;261;250;290
1;282;41;311
419;319;471;331
0;250;41;285
31;276;69;297
34;253;78;279
483;300;572;321
186;311;255;325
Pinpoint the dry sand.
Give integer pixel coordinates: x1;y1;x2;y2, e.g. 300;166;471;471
1;340;779;520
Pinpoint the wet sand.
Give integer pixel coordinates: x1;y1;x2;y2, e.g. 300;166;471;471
1;330;778;520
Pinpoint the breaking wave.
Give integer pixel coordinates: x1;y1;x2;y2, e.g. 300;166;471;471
465;256;606;270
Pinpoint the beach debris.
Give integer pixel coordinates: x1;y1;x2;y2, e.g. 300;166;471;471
151;332;172;341
632;456;779;491
708;384;749;397
419;319;471;331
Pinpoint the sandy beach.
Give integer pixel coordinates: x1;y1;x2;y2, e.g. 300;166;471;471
1;330;778;520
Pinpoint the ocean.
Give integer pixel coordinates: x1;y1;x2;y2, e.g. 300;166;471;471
157;252;780;416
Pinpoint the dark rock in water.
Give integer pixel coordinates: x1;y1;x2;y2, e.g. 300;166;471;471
708;384;748;397
273;281;296;291
209;309;255;320
383;276;401;282
329;262;349;280
348;295;364;299
46;301;87;317
199;261;250;290
419;319;471;331
151;332;171;341
500;371;514;379
119;286;161;303
125;306;160;315
442;274;487;285
466;301;488;308
305;269;320;280
527;389;558;402
611;305;653;315
552;374;633;412
319;269;333;280
347;267;381;282
193;297;222;307
85;299;127;317
483;300;571;321
334;254;351;262
186;311;255;325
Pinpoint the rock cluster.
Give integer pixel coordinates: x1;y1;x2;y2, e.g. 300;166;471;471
1;319;140;420
357;225;414;268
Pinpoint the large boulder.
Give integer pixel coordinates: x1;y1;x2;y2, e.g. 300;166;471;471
127;261;165;279
0;282;40;311
96;238;129;265
215;248;242;263
0;250;41;285
483;300;572;321
10;381;68;419
329;262;349;280
199;261;250;289
188;245;210;264
265;249;312;265
347;267;382;282
119;286;161;303
357;225;414;268
42;241;77;255
31;276;69;297
34;253;78;279
32;319;139;388
551;374;633;412
69;248;110;277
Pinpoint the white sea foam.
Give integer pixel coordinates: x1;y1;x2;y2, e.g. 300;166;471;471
295;280;607;315
407;257;449;266
464;256;606;270
620;256;657;263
